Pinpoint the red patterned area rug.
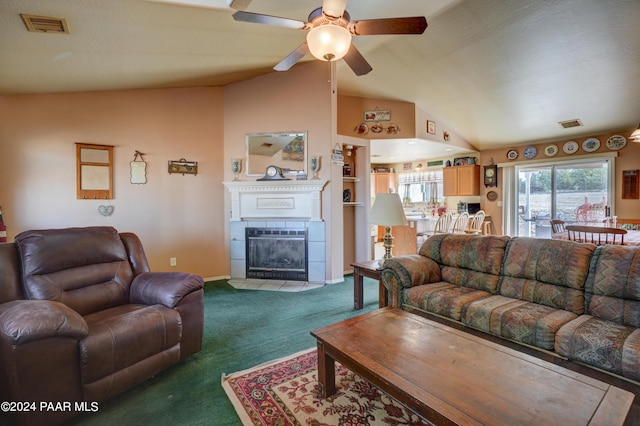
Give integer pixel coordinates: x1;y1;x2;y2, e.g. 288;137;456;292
221;348;432;425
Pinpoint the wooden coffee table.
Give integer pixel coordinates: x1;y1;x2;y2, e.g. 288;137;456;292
311;308;634;426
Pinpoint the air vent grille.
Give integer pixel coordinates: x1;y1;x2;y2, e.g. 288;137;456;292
559;119;583;129
21;14;69;34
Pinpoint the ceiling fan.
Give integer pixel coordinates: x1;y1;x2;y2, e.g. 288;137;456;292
230;0;427;76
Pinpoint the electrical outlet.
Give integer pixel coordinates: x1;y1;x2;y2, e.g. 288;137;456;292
170;257;177;267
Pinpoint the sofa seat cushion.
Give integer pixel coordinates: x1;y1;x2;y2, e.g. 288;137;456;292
556;315;640;381
404;282;491;321
80;304;182;386
464;295;578;350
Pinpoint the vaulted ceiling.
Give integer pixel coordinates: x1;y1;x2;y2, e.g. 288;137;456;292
2;0;639;162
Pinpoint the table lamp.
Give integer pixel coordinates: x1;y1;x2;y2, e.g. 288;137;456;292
370;193;408;261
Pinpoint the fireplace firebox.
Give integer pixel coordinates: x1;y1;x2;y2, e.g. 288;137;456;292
246;228;308;281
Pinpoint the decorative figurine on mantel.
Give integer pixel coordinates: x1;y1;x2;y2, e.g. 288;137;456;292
310;155;320;180
231;158;242;181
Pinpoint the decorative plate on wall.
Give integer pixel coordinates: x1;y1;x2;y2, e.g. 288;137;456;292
487;191;498;201
523;145;537;159
563;141;579;154
606;135;627;150
582;138;600;153
544;144;558;157
506;149;518;160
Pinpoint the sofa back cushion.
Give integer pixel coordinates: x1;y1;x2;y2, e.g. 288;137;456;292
15;227;133;315
499;237;594;314
585;245;640;327
419;234;509;292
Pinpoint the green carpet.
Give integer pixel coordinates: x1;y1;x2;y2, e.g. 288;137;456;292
69;276;380;426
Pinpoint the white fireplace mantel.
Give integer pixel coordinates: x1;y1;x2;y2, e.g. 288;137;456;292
223;180;328;221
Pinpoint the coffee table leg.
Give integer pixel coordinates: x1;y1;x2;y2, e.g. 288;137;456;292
353;268;363;310
316;341;336;397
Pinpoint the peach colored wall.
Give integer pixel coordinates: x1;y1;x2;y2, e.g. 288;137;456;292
479;130;640;235
0;87;226;278
337;95;416;139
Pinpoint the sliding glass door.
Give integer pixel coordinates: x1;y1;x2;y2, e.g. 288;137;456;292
516;159;611;238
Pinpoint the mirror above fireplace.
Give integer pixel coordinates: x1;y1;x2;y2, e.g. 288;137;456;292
245;131;307;178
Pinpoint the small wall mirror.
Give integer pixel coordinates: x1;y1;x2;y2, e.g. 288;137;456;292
245;131;307;177
76;143;114;199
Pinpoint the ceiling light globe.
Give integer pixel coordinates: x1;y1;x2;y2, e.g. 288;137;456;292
306;25;351;62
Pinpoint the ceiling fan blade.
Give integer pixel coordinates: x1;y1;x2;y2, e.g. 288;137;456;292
343;44;372;76
232;11;305;30
274;43;309;71
229;0;252;11
349;16;427;35
322;0;348;19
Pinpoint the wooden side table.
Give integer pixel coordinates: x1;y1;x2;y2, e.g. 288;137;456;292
351;260;387;310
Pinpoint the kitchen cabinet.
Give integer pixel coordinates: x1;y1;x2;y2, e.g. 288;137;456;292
443;165;480;196
371;172;396;197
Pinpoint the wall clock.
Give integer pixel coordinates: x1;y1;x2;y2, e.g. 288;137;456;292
523;146;537;159
484;164;498;187
257;165;289;181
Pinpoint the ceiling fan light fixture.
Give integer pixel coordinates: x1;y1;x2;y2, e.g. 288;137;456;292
630;122;640;142
306;24;351;62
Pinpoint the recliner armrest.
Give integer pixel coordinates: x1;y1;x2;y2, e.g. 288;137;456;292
130;272;204;308
0;300;88;345
381;255;442;308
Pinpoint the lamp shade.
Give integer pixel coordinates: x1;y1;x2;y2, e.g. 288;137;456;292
306;24;351;61
370;193;408;226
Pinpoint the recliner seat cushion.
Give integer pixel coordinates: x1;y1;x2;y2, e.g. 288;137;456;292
80;304;182;387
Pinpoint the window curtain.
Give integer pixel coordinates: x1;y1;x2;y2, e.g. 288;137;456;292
501;166;517;236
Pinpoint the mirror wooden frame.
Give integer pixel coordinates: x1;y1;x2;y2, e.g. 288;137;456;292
76;143;114;199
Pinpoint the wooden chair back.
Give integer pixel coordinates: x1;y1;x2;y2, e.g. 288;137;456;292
433;212;453;235
565;225;627;245
466;210;486;234
451;212;470;234
550;219;566;234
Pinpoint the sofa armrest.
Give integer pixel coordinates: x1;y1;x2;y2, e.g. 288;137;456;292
0;300;88;345
130;272;204;308
381;255;442;308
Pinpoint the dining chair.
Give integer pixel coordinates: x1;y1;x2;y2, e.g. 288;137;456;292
550;219;566;234
466;210;486;234
565;225;627;245
433;212;453;235
451;212;470;234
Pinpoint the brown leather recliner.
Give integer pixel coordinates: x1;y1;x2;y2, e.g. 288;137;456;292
0;227;204;426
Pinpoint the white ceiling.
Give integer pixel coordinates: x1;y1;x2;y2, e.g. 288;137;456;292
2;0;639;163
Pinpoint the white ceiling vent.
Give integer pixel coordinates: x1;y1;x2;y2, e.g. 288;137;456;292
20;14;69;34
559;119;583;129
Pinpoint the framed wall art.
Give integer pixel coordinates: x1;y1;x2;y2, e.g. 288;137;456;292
427;120;436;134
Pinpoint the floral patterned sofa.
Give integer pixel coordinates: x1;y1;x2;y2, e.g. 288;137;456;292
381;234;640;384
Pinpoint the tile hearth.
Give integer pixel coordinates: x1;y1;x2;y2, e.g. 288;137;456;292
227;279;324;292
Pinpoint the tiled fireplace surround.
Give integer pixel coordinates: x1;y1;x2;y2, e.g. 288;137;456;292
224;180;329;289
